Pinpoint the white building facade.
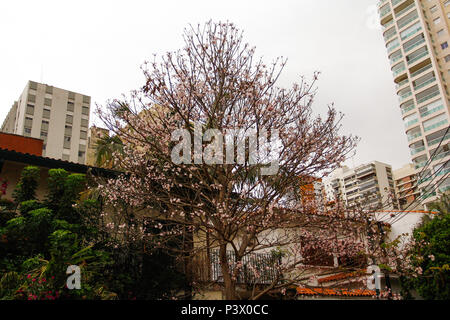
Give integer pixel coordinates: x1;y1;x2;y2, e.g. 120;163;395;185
1;81;90;164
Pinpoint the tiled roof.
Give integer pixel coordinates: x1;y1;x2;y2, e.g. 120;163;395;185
0;148;117;178
296;287;376;297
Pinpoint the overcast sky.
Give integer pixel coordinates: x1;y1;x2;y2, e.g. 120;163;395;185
0;0;412;170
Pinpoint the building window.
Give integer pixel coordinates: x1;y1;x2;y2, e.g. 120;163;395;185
437;29;445;37
67;101;74;112
434;17;441;25
68;92;75;100
44;98;52;107
43;109;51;119
41;120;49;131
24;127;31;136
40;131;48;139
80;118;88;128
45;85;53;94
66;115;73;124
83;95;90;104
81;106;89;115
430;5;437;13
26;104;34;115
62;154;70;161
63;136;71;149
78;151;85;159
65;125;72;136
27;94;36;103
441;42;449;50
24;117;33;128
80;130;87;140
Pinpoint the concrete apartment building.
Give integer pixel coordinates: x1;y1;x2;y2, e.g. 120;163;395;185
1;81;90;164
393;163;424;209
378;0;450;205
324;161;398;210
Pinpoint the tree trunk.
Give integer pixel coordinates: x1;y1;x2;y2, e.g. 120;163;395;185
219;244;237;300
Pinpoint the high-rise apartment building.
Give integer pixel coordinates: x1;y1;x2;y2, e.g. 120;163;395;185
393;163;423;209
378;0;450;205
324;161;398;210
1;81;90;164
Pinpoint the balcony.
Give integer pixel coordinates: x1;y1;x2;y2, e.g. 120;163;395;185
401;25;422;41
401;103;415;115
399;91;412;102
410;145;425;155
407;50;429;66
380;6;392;18
398;11;418;30
393;65;406;77
421;105;444;119
417;91;440;105
432;150;450;163
414;76;436;91
392;0;405;7
407;131;422;141
404;37;426;54
414;160;428;169
395;2;415;18
395;76;408;86
387;42;400;53
424;118;448;132
410;63;432;78
427;132;450;147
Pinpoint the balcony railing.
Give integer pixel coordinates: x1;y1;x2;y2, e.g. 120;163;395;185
410;64;432;78
432;150;450;162
393;66;406;77
414;160;428;169
396;79;409;90
401;104;415;114
396;3;415;18
414;77;435;91
420;104;443;118
392;0;404;7
383;19;395;29
410;145;425;155
407;132;422;141
404;118;418;128
387;42;400;53
424;119;448;132
417;90;440;105
398;14;419;30
401;26;422;41
427;132;450;147
399;91;412;102
380;7;392;18
407;50;429;65
404;38;426;53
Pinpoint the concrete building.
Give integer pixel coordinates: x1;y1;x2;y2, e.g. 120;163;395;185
324;161;398;210
1;81;91;164
86;126;110;166
378;0;450;205
393;163;424;209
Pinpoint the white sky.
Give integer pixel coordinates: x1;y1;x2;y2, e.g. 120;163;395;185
0;0;412;170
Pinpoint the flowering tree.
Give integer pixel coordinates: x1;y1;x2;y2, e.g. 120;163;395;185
97;21;366;300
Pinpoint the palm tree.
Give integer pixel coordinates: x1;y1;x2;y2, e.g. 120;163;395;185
94;135;124;168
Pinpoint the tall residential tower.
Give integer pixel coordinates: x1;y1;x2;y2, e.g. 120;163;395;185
378;0;450;206
1;81;90;164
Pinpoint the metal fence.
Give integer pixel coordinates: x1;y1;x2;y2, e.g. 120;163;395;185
191;249;280;285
